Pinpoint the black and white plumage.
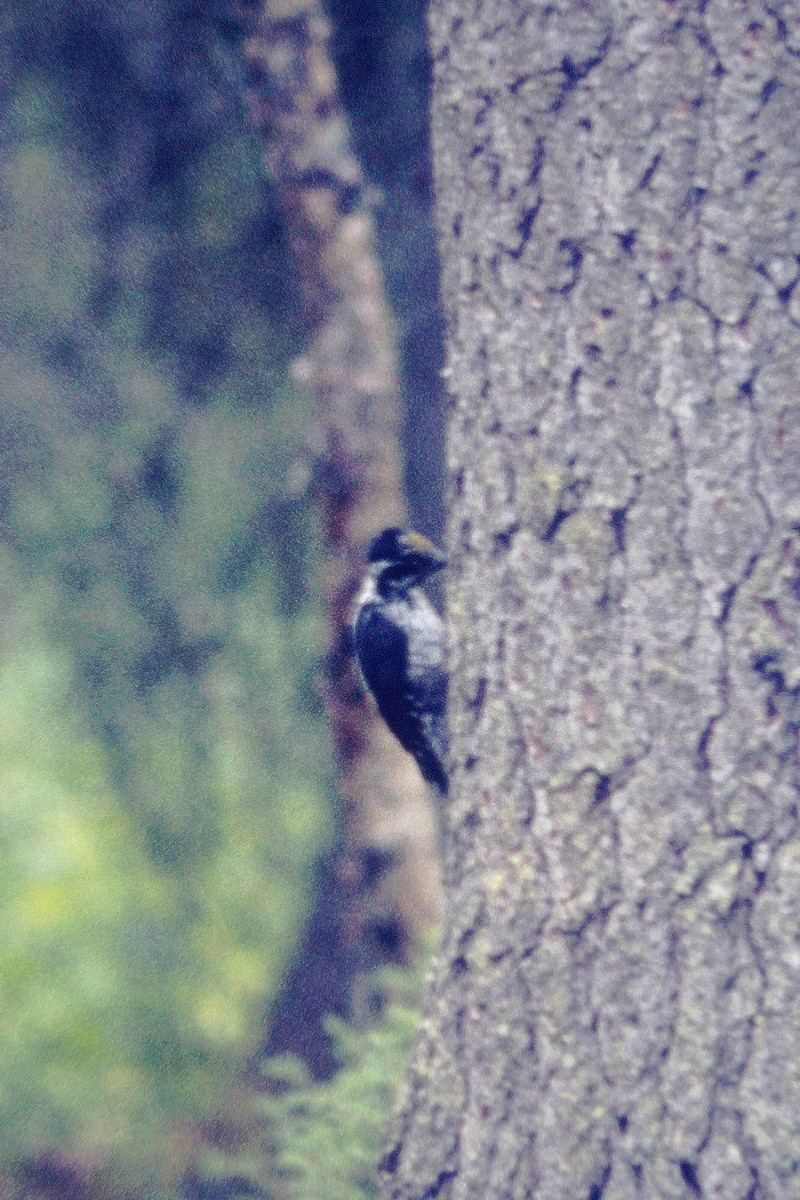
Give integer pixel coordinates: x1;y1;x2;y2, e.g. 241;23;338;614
353;528;449;796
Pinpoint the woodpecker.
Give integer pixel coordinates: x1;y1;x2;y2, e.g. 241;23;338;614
353;528;448;796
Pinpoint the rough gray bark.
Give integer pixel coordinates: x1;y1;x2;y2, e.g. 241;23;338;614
381;3;800;1198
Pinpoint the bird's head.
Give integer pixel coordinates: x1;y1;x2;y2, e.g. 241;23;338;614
367;527;446;596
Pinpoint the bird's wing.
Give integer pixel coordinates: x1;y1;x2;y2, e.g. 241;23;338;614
355;605;449;795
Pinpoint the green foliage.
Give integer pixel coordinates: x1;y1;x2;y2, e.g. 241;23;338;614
268;1013;419;1198
0;3;331;1180
194;954;429;1200
0;0;443;1189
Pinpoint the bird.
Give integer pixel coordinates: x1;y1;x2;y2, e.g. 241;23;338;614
353;527;449;796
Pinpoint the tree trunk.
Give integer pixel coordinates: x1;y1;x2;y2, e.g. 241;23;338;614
382;3;800;1197
240;0;441;1031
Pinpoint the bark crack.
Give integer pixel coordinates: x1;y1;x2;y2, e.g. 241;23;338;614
550;28;613;112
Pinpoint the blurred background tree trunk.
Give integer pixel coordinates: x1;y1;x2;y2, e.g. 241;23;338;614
239;0;442;1054
381;2;800;1197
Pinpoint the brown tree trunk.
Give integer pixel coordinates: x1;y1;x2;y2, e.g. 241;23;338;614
382;2;800;1197
239;0;441;1019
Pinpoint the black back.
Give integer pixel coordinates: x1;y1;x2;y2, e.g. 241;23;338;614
355;602;448;795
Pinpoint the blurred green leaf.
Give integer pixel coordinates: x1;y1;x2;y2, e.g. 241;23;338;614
0;9;331;1184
